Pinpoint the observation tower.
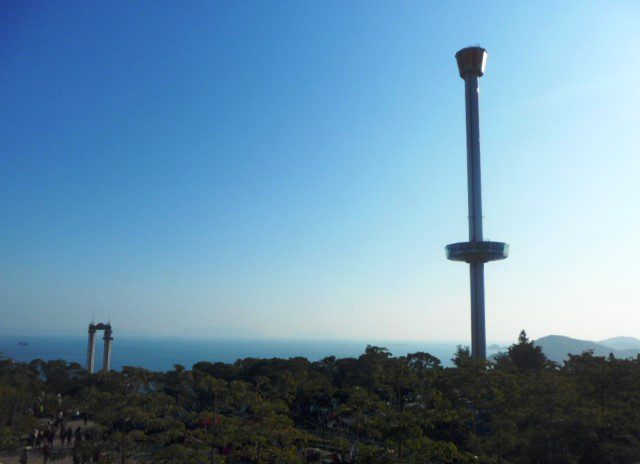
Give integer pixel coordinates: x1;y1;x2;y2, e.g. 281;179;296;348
446;47;508;359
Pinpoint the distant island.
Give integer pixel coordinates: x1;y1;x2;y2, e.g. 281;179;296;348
487;343;507;351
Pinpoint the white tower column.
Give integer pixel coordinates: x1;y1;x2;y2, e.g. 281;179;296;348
102;324;113;372
87;325;96;373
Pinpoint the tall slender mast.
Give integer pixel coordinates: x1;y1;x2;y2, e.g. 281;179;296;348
87;324;96;374
102;323;113;372
446;47;508;359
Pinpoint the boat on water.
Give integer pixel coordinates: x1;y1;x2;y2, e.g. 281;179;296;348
17;341;29;346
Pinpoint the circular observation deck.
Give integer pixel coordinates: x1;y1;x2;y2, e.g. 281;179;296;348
446;241;509;263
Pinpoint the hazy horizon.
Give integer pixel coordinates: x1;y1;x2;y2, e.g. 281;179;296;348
0;323;488;344
2;2;640;343
2;325;637;348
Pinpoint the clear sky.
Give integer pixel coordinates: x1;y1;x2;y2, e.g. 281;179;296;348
1;1;639;342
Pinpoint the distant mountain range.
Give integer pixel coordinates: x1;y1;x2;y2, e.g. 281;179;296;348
533;335;640;363
597;336;640;351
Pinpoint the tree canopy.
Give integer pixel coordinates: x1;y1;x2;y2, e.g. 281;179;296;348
1;332;639;463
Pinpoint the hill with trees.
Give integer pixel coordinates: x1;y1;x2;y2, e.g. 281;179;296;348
534;334;640;362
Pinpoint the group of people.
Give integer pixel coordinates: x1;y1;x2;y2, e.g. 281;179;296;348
20;411;88;464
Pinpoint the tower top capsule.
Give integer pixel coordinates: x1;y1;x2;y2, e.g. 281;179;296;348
455;47;487;78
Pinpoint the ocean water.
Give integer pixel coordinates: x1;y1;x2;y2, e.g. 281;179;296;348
0;335;477;371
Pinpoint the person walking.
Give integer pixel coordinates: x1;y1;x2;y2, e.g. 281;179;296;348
19;447;29;464
42;443;51;463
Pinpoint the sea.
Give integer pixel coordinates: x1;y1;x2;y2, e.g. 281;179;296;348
0;335;496;371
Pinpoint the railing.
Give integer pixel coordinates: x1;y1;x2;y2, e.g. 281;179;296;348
445;241;509;262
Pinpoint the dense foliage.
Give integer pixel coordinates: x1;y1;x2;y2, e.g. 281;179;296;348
2;331;640;463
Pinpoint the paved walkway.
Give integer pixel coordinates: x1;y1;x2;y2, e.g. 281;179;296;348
0;419;95;464
0;447;74;464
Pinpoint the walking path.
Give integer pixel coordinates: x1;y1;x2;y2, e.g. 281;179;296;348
0;419;94;464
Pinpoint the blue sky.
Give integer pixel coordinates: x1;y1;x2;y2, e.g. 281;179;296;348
1;1;639;342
